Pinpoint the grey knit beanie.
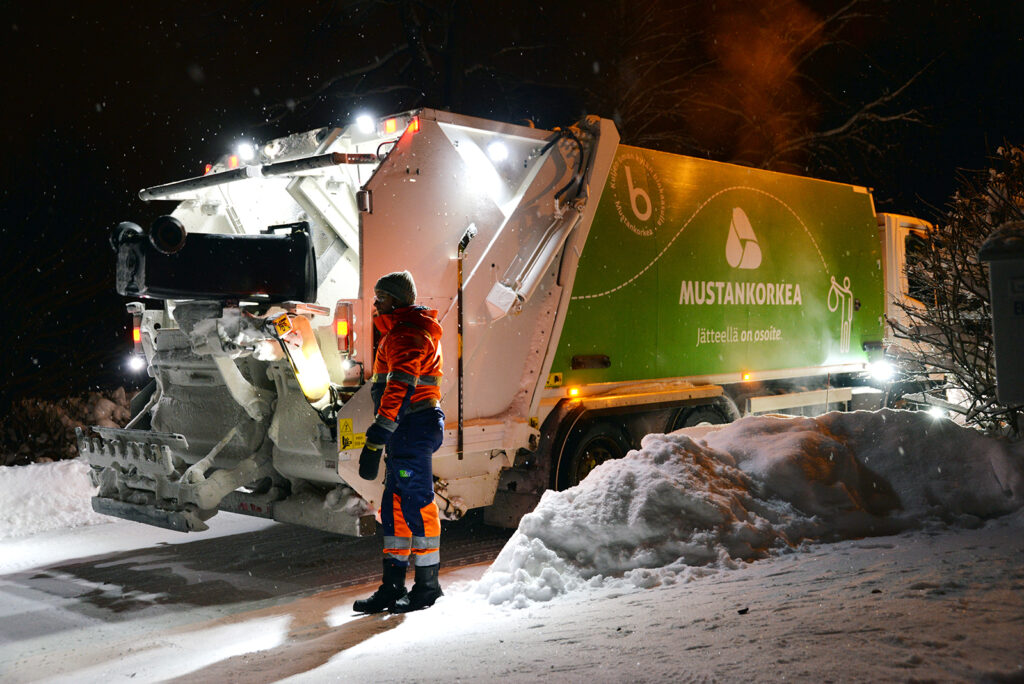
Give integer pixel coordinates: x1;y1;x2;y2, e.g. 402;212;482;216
374;270;417;306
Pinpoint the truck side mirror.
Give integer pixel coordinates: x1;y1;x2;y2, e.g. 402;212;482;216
110;221;143;252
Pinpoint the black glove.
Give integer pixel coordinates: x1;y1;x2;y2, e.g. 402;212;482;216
359;442;383;480
359;423;391;480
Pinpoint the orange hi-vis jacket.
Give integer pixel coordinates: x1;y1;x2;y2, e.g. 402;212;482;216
370;305;443;434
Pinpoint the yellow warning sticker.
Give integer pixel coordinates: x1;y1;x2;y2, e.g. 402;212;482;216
272;313;293;337
337;418;367;452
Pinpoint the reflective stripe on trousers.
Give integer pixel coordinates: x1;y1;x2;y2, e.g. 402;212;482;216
379;408;444;567
382;493;441;566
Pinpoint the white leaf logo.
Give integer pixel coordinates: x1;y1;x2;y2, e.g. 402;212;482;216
725;207;762;269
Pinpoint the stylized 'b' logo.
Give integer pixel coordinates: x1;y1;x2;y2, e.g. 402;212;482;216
725;207;762;269
624;166;652;221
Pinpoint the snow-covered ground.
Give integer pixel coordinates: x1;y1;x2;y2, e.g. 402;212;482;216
1;409;1022;682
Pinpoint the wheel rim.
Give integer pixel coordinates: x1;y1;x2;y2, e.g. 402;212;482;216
571;436;621;486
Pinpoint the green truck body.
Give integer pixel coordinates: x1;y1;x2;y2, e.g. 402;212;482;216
552;145;885;386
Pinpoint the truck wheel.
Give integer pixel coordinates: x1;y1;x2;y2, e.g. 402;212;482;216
671;404;729;431
556;422;629;490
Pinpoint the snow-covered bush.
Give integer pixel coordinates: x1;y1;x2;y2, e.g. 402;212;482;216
891;145;1024;438
0;388;132;466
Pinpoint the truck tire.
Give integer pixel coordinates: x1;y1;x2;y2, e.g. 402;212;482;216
555;422;629;490
670;404;730;431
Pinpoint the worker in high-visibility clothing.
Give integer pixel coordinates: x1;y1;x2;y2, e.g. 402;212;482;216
355;270;445;613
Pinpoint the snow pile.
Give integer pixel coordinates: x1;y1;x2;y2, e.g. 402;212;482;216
0;459;111;540
476;410;1024;607
712;409;1024;527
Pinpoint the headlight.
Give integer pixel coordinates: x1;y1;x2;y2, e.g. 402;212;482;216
356;114;375;135
868;360;895;382
487;141;509;162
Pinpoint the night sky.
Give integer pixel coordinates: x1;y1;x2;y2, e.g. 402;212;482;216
1;0;1022;408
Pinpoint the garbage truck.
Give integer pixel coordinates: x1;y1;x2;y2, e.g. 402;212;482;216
78;108;930;534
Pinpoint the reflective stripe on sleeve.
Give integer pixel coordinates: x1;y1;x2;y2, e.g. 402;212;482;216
374;415;399;432
387;370;419;385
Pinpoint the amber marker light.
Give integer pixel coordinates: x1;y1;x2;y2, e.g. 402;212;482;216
277;315;330;405
568;387;580;397
334;301;354;353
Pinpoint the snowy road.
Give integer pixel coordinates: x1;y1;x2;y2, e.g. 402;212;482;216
0;513;511;683
6;514;1022;683
3;412;1024;682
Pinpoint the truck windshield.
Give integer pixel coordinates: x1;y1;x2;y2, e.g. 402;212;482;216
905;231;931;303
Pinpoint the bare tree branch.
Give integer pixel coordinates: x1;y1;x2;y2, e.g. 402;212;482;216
891;145;1024;437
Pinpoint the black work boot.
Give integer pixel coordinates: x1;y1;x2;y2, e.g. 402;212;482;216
353;560;408;614
391;563;443;613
